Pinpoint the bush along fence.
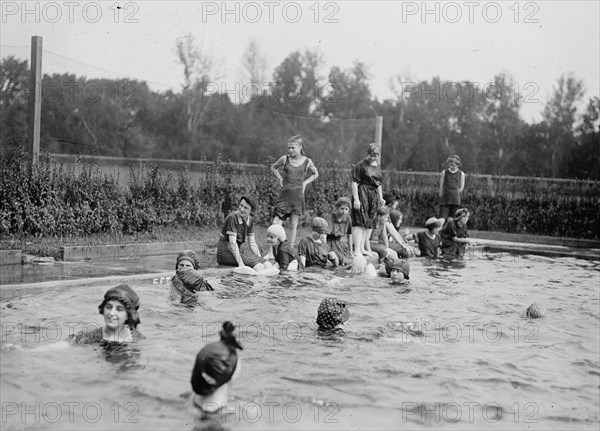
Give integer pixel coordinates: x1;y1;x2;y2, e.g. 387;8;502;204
1;150;599;240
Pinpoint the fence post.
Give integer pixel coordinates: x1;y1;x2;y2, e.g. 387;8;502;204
28;35;43;163
374;115;383;164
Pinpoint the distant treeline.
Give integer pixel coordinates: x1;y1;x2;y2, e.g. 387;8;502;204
1;151;598;240
1;50;599;178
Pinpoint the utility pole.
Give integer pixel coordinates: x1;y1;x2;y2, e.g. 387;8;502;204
28;36;42;163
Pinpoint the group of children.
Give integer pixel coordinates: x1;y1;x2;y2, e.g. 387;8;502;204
213;140;472;281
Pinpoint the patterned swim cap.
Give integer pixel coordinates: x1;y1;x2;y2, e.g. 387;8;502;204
316;298;350;330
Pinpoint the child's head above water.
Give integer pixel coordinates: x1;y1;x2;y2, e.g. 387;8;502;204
385;258;410;284
316;298;350;331
98;284;141;330
425;217;444;232
177;250;199;270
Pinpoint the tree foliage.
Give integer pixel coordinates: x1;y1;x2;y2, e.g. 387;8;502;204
1;52;597;179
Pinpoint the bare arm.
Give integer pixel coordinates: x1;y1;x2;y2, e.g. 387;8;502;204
377;185;385;205
352;182;360;209
299;255;306;267
271;156;286;186
381;222;389;248
248;234;261;256
228;235;245;267
452;236;471;244
303;160;319;190
347;234;353;255
385;221;405;246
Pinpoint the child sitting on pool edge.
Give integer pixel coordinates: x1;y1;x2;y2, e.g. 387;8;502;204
170;250;214;306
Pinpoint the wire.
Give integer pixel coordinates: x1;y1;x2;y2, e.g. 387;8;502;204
41;49;178;90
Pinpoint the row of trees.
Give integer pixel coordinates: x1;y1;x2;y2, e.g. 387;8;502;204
1;36;598;178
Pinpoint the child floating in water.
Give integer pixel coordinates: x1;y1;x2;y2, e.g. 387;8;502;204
191;321;243;416
297;217;339;269
71;284;142;344
264;224;298;271
316;298;350;333
170;250;214;305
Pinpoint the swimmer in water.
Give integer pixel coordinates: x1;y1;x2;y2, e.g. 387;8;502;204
170;250;214;305
71;284;142;344
191;321;243;417
316;298;350;333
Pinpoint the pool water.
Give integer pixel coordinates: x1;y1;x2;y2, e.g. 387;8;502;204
1;253;599;430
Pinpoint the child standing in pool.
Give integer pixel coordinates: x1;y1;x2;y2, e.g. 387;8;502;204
170;250;213;305
439;208;472;258
408;217;444;258
271;135;319;248
439;155;465;223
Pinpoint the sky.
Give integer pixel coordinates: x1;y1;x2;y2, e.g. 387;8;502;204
1;0;599;123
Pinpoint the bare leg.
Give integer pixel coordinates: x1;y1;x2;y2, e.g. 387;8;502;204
352;226;365;255
289;213;299;247
364;228;375;256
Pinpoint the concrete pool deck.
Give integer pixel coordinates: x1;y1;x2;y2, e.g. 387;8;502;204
1;230;598;293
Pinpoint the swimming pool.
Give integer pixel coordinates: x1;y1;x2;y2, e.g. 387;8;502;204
1;253;599;430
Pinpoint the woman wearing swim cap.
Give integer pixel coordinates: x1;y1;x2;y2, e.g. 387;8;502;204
191;321;243;416
71;284;142;344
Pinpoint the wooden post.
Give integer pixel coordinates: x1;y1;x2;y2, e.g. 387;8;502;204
28;36;42;163
374;115;383;164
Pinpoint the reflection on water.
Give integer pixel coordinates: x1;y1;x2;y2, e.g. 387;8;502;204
100;341;146;372
1;253;599;430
